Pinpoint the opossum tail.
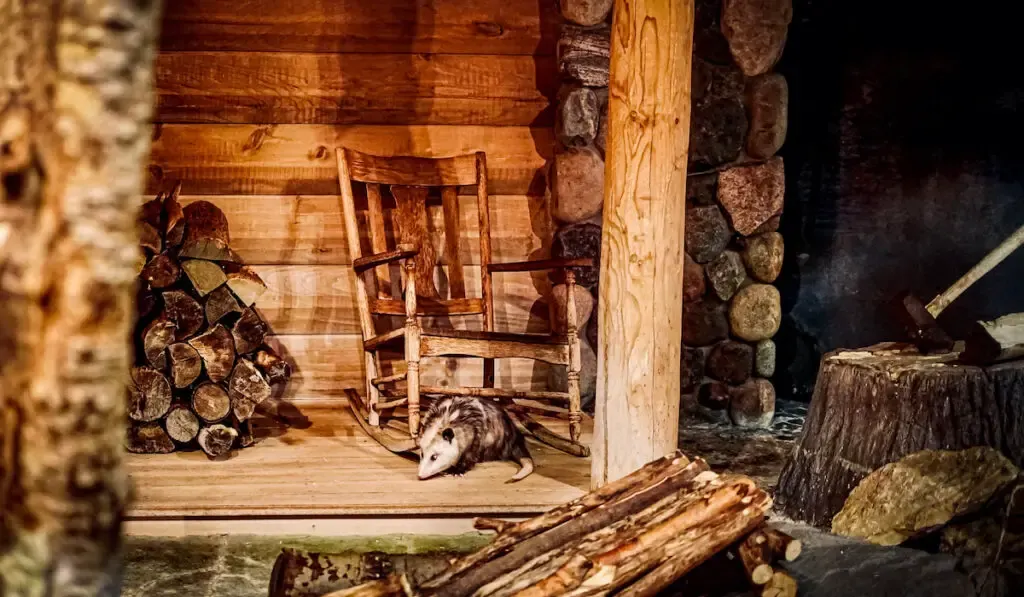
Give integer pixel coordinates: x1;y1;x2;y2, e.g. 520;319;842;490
508;457;534;483
506;437;534;483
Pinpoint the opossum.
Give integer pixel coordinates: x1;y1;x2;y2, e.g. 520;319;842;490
417;396;534;483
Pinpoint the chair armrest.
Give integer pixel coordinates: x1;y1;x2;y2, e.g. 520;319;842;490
353;244;418;272
487;257;594;273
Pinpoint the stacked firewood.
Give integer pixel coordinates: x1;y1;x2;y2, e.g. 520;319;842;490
128;183;289;457
320;453;802;597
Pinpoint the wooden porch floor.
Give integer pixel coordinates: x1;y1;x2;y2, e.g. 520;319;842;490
125;403;591;534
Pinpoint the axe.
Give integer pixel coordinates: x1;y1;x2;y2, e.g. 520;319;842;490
893;221;1024;352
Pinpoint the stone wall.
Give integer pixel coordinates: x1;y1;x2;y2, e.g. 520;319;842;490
547;0;793;427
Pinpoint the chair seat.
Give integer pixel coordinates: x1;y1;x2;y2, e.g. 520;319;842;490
421;328;567;345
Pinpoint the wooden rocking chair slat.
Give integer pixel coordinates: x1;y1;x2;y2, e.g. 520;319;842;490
372;297;485;316
353;246;419;272
345;390;416;454
420;335;570;366
419;386;570;402
371;372;407;386
363;327;407;351
487;257;595;273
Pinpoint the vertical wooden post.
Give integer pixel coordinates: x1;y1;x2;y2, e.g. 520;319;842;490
592;0;694;488
0;0;163;594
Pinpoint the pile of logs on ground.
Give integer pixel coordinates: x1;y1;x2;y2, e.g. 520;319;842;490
129;183;290;457
317;453;802;597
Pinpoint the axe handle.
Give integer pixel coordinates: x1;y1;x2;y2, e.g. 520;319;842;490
927;221;1024;317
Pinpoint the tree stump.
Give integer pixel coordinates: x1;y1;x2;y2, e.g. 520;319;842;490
775;345;1024;527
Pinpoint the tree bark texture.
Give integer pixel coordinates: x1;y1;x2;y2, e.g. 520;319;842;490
0;0;162;595
593;0;694;488
776;345;1024;527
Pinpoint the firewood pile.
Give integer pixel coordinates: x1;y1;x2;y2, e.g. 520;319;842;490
318;453;802;597
128;183;290;457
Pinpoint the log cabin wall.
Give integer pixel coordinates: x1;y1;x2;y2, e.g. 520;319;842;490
148;0;562;404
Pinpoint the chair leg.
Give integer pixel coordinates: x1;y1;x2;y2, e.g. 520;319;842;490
364;350;381;427
564;270;583;444
406;325;422;438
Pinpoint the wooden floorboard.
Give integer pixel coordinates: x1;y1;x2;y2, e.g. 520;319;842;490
126;405;590;519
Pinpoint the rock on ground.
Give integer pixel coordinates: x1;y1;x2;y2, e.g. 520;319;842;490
832;446;1020;546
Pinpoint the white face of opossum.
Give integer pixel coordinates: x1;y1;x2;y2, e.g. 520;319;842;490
418;427;460;479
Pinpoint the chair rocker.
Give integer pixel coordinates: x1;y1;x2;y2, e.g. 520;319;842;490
336;147;592;457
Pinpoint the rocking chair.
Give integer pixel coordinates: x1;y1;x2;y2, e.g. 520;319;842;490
335;147;592;457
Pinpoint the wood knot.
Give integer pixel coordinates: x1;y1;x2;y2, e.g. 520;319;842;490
243;126;274;154
310;145;330;160
473;21;505;37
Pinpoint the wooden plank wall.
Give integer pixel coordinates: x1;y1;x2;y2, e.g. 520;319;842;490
152;0;561;404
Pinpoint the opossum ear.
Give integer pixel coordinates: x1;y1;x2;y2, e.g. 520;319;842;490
442;428;454;442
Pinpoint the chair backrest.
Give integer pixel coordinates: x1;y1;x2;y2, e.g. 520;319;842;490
336;147;495;341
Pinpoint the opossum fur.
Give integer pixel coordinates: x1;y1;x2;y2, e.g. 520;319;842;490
417;396;534;483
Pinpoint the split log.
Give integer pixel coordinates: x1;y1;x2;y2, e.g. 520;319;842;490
760;526;802;562
422;452;693;590
181;258;227;296
256;347;292;385
961;312;1024;365
142;316;176;370
737;532;774;585
126;423;175;454
137;285;158;320
165;405;200;443
232;307;268;355
163;290;205;340
205;284;243;325
192;382;231;423
141;253;180;288
140;196;164;230
269;549;456;597
425;458;714;597
225;265;268;306
236;419;257;448
557;25;610;87
761;571;797;597
138;220;162;254
228;358;272;421
163;181;186;248
168;342;202;388
197;423;238;457
188;324;236;382
128;367;173;422
179;200;241;262
776;345;1024;527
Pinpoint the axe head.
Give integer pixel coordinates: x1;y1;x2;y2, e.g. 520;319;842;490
889;291;955;353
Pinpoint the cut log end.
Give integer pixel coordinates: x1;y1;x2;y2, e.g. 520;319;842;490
198;424;238;458
126;423;175;454
128;367;172;422
142;317;176;370
163;290;204;341
141;253;181;289
165;406;200;443
192;382;231;423
255;348;291;385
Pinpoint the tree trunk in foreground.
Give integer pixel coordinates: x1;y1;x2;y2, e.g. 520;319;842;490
0;1;163;595
776;344;1024;527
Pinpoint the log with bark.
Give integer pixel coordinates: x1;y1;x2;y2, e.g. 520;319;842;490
321;452;802;597
776;344;1024;526
128;186;289;456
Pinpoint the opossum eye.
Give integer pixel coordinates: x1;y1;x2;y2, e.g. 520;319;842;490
442;428;454;442
430;454;438;461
